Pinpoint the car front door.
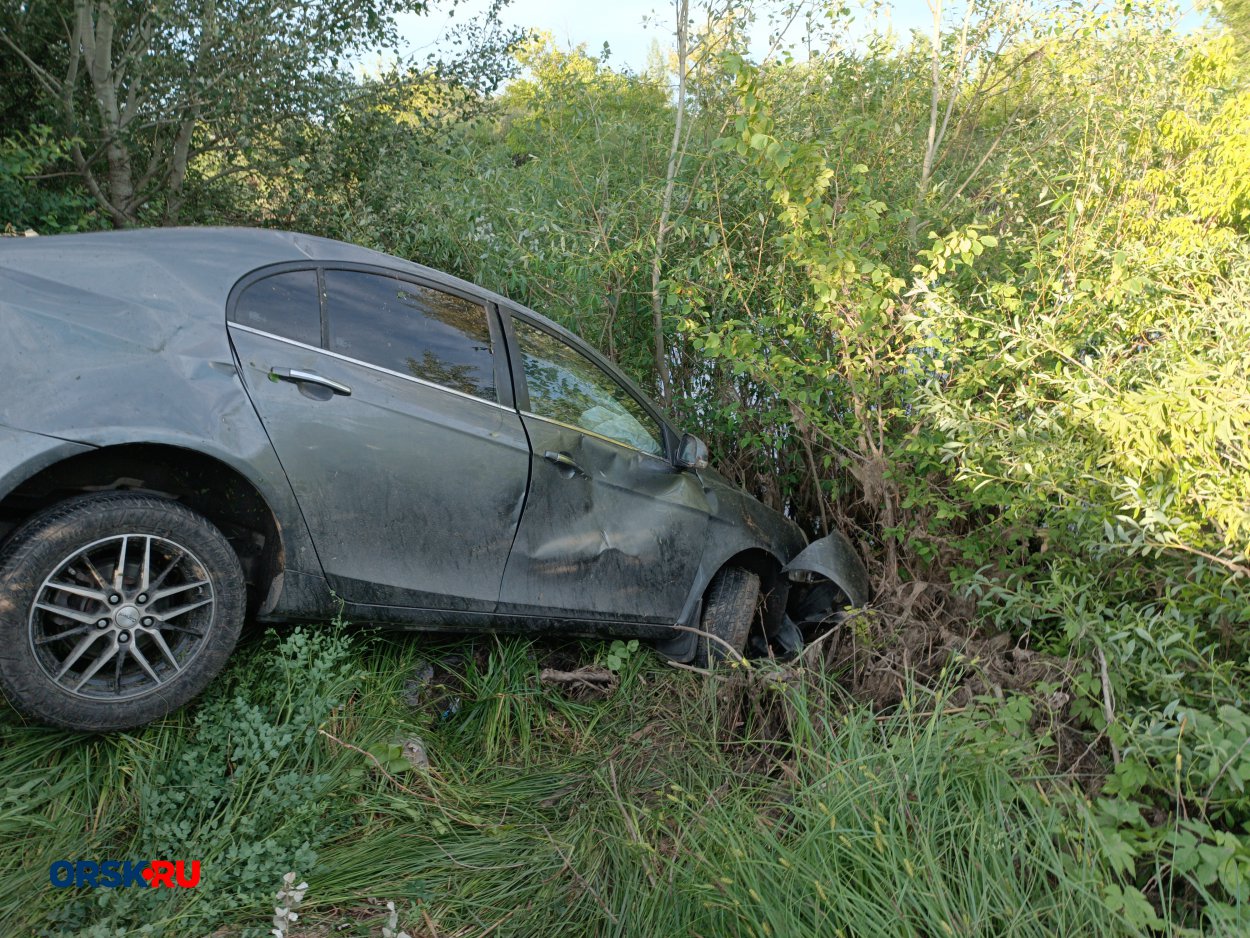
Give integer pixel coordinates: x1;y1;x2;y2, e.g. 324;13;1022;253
228;265;530;610
497;314;710;624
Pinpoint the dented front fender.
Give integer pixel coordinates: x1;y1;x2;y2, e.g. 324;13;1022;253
784;531;872;607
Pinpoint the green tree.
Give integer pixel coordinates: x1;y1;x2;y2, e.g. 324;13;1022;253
1219;0;1250;61
1;0;429;226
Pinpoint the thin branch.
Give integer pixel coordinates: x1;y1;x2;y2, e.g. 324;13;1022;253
932;0;974;158
316;728;436;801
1096;646;1121;766
0;31;63;97
649;0;690;407
1201;735;1250;817
1139;541;1250;579
673;623;752;666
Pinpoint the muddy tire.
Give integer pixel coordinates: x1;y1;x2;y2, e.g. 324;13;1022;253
694;565;761;667
0;492;245;732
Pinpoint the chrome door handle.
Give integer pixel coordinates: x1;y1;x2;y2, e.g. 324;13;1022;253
543;450;584;476
270;368;352;396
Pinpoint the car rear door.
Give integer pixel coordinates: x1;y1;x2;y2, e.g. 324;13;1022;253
497;313;710;624
227;264;530;611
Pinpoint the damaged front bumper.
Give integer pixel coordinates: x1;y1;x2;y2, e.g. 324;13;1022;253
755;530;873;657
783;530;872;609
658;530;872;662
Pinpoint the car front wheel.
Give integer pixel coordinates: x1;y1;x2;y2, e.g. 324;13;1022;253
695;565;761;667
0;492;245;732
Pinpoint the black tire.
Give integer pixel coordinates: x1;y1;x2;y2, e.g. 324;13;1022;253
695;565;761;667
0;492;245;732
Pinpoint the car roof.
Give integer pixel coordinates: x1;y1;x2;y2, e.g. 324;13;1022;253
1;226;516;304
3;225;582;334
0;226;664;423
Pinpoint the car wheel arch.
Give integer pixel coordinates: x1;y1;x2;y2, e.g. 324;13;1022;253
0;442;287;617
712;546;791;642
662;531;873;663
656;546;787;663
688;547;787;616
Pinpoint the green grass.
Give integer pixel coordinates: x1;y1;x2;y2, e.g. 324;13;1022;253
0;625;1137;937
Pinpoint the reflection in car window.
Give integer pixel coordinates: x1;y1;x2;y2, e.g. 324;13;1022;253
234;270;321;347
324;270;497;402
513;319;664;456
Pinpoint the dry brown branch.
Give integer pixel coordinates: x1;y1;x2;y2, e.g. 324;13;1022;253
672;623;752;665
1096;647;1121;766
539;666;619;697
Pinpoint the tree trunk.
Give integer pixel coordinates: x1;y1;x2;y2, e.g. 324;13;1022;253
77;1;138;226
649;0;689;408
162;116;197;226
911;0;943;244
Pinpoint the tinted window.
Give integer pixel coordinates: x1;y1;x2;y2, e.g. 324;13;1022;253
324;270;497;402
514;319;663;456
234;270;321;346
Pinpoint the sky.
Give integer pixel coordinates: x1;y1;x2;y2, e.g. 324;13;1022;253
383;0;1211;78
365;0;1205;83
391;0;940;74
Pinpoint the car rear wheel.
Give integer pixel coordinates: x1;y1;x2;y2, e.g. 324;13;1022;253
0;492;245;732
695;565;761;667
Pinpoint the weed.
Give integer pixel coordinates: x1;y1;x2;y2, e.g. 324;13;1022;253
0;630;1141;937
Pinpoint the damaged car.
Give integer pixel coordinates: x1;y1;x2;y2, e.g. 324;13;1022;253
0;228;869;731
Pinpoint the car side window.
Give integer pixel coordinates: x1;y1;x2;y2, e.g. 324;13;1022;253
513;318;664;457
324;269;497;402
233;269;321;347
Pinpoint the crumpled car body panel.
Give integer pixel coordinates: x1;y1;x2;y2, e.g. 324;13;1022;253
784;530;873;608
0;228;871;654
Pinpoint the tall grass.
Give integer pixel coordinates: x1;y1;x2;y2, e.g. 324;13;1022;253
0;627;1136;936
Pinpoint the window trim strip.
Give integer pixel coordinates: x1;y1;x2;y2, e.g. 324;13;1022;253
519;411;672;464
228;322;513;412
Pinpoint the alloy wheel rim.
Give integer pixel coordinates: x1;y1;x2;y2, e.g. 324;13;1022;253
28;534;215;701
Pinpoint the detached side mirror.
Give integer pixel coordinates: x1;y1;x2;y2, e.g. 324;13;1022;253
676;433;709;470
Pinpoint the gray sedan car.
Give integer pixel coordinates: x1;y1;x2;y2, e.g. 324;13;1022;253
0;228;869;731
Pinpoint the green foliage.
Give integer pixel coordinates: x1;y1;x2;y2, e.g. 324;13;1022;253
286;35;674;386
1;626;359;935
902;19;1250;925
669;692;1124;937
367;741;420;776
1093;702;1250;932
1217;0;1250;63
0;127;100;233
0;637;1137;937
604;638;639;672
0;0;521;227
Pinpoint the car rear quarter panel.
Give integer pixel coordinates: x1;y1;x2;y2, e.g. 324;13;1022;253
0;235;323;586
0;425;95;512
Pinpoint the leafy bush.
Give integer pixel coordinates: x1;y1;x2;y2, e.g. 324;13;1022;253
3;626;359;936
0;127;100;233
